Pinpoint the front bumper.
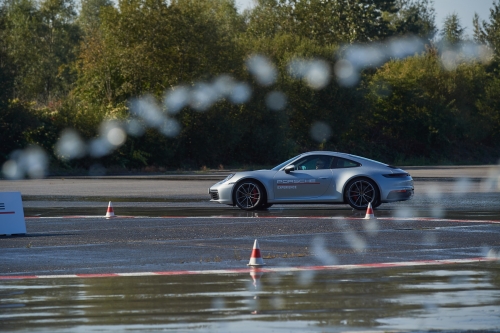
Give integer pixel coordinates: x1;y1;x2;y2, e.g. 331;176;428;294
209;189;219;200
208;183;234;205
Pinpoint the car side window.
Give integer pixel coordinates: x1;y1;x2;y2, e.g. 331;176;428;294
331;157;361;168
293;155;333;170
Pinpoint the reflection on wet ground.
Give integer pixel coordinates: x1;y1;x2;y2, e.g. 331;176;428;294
22;195;206;202
24;205;500;221
1;264;499;332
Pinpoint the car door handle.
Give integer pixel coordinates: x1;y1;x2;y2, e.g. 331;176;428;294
319;177;328;179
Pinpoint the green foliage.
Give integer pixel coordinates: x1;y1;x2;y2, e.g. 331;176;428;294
1;0;500;171
0;99;39;160
440;13;464;45
1;0;80;103
246;0;399;45
362;51;499;163
473;1;500;64
390;0;436;40
76;0;245;105
78;0;113;34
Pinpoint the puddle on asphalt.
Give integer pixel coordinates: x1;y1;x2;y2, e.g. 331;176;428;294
1;263;500;332
23;205;500;221
22;195;204;203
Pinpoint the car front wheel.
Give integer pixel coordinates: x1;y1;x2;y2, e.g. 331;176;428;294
345;178;380;210
234;180;264;210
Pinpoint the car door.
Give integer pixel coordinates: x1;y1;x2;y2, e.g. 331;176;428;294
273;155;333;199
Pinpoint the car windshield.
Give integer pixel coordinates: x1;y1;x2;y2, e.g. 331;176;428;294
271;154;302;171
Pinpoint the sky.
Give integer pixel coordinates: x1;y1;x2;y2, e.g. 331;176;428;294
234;0;496;38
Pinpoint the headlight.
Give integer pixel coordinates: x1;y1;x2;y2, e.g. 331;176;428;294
221;173;234;183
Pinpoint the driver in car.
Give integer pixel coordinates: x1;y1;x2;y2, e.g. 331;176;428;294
316;159;326;169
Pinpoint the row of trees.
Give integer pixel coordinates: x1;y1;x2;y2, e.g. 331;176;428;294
1;0;500;173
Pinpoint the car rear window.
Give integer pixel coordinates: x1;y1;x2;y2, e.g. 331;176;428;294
332;157;361;168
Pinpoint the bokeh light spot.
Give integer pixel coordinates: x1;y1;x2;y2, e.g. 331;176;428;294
310;121;332;142
265;91;287;111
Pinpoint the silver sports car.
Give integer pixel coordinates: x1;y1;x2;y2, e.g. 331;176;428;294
209;151;414;210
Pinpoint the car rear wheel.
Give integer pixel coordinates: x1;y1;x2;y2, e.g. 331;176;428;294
234;180;264;210
258;203;273;210
345;178;380;210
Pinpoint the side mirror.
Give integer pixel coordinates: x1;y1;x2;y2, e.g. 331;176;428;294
284;165;294;174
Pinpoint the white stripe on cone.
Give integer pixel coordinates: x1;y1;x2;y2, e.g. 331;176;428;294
247;239;266;266
364;202;376;219
250;269;263;287
105;201;116;218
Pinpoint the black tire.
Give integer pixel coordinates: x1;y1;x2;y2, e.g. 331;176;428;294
372;198;382;208
234;180;265;211
344;178;380;210
258;203;273;210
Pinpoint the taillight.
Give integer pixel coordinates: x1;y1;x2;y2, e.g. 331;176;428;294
382;173;410;178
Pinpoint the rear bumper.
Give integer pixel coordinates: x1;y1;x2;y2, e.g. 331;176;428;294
385;188;414;202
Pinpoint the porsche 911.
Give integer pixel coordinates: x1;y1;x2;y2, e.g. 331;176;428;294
208;151;414;210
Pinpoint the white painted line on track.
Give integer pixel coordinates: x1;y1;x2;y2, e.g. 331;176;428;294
25;215;500;224
1;257;497;280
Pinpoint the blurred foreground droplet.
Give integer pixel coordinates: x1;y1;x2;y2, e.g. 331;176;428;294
440;50;459;71
395;206;415;219
425;184;444;218
310;121;332;142
129;95;181;138
265;91;287;110
211;297;226;310
189;83;218;111
99;120;127;148
229;82;252;104
387;36;425;59
213;74;235;97
311;236;337;265
345;43;387;70
363;219;379;236
270;296;285;309
335;36;425;87
2;160;19;179
246;54;277;86
344;231;366;253
129;95;164;127
164;86;189;114
334;59;359;87
2;146;48;179
439;42;493;71
89;163;106;176
486;248;498;259
305;60;330;89
159;118;181;137
107;127;126;146
453;177;472;196
55;129;86;161
297;269;315;286
125;118;146;137
482;164;500;191
422;232;438;246
288;58;331;89
89;137;113;158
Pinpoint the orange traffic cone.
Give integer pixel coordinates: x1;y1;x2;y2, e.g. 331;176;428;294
105;201;116;219
364;202;376;219
247;239;266;267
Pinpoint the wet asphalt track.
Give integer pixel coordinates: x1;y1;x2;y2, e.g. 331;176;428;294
1;165;500;276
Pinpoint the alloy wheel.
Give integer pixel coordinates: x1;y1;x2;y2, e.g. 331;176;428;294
346;179;377;210
235;181;262;210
